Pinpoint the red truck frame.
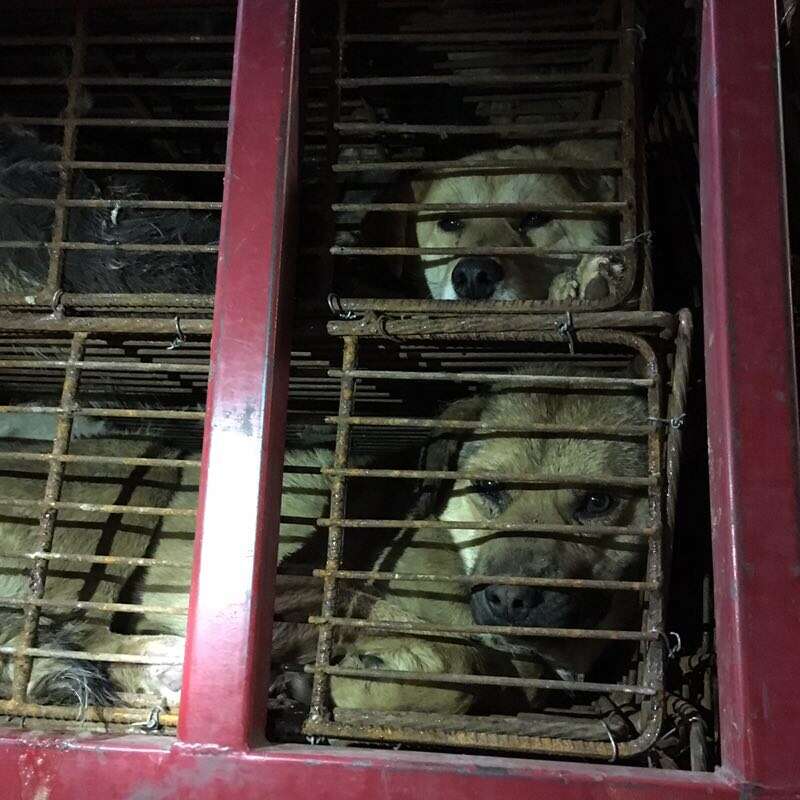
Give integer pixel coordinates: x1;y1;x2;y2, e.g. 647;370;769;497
1;0;799;797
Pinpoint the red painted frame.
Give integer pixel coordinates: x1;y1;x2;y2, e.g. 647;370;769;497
1;0;799;797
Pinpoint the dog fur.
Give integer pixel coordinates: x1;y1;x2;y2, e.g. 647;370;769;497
0;125;218;295
363;141;622;302
333;363;650;715
0;418;485;715
0;362;650;716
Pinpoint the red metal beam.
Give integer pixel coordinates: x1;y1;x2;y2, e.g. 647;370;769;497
0;733;742;800
178;0;299;748
700;0;800;789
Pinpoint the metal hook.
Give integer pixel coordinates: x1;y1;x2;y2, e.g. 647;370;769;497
49;289;65;320
130;705;162;733
376;314;401;343
623;230;654;249
600;718;619;763
327;293;357;320
647;413;687;430
625;24;647;49
556;311;576;355
657;630;682;659
167;316;186;351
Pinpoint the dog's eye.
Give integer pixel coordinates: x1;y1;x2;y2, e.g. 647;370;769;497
438;215;465;233
519;212;552;231
472;480;509;513
574;491;617;522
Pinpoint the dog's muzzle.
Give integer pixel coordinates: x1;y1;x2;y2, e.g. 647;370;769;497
451;257;503;300
470;583;582;629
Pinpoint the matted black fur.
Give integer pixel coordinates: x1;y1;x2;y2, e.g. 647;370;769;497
0;125;218;294
0;611;118;709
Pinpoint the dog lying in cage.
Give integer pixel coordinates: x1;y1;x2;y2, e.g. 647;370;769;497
358;140;624;303
0;125;218;295
331;363;650;714
0;360;650;719
2;124;621;305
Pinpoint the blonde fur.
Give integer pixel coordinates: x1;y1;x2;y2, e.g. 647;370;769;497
403;141;620;301
0;364;650;715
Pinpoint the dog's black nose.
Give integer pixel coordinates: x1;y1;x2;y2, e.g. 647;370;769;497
471;584;544;625
452;258;503;299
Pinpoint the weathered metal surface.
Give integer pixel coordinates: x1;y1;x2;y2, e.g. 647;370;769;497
306;615;659;642
0;0;793;796
309;336;357;723
699;0;800;788
313;568;656;591
177;0;300;749
332;157;624;174
0;703;178;727
0;732;743;800
325;414;651;435
314;517;657;537
326;309;674;333
302;321;682;758
11;333;86;703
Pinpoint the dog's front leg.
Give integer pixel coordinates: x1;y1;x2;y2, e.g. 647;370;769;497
86;629;185;709
547;255;625;302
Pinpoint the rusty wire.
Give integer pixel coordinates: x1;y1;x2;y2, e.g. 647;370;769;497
10;332;87;703
303;314;690;757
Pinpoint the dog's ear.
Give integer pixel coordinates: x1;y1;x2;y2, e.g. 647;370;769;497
410;394;487;520
551;139;618;202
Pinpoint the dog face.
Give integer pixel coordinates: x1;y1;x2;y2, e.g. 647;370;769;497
402;142;616;300
419;370;650;673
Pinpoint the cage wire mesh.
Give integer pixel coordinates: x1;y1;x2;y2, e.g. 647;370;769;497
0;326;210;729
0;1;233;314
297;0;652;314
0;0;233;730
0;0;710;768
296;311;691;759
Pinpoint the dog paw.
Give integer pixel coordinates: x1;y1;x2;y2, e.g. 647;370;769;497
577;256;625;301
547;274;580;302
330;637;476;714
110;635;185;709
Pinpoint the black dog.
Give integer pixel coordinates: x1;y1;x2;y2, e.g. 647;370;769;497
0;125;218;295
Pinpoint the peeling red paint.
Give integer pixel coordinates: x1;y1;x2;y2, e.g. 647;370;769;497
0;735;743;800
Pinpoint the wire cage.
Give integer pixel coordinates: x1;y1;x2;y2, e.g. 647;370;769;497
0;1;234;315
0;0;706;763
299;0;652;314
0;323;210;730
296;309;691;759
0;0;795;795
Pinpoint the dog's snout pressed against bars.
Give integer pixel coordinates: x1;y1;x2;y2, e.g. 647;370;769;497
451;257;504;300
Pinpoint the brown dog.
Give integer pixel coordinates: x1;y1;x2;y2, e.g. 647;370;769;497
363;141;622;302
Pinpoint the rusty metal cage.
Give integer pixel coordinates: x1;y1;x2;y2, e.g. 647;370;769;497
0;322;212;730
0;2;234;315
298;0;652;314
0;0;709;769
297;309;691;760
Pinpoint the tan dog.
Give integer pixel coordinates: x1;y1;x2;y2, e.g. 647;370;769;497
0;423;486;714
0;432;334;707
366;141;621;302
326;363;650;712
0;363;649;716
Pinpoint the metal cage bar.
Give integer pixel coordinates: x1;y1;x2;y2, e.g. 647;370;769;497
8;332;87;706
699;0;800;788
176;0;300;749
